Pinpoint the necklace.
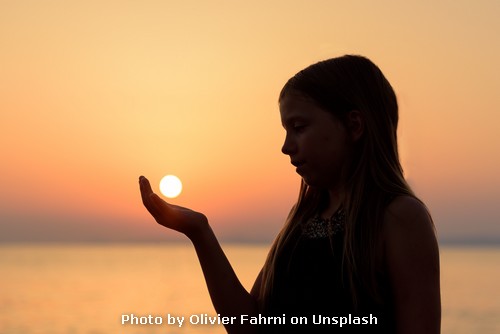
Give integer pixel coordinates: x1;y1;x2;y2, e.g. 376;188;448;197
301;206;345;239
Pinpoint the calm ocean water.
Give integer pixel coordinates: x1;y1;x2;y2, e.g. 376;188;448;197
1;244;499;334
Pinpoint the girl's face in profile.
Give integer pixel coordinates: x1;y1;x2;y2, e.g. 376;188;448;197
280;94;353;190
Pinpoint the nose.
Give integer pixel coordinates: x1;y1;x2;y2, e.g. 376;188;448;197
281;132;296;156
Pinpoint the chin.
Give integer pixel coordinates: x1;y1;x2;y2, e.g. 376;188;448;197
301;175;334;190
301;176;322;188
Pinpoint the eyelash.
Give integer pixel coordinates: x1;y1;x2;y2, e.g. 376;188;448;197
293;124;306;132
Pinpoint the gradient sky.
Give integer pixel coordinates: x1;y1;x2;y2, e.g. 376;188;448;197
1;0;499;243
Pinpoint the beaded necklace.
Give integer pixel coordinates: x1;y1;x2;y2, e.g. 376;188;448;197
301;206;345;239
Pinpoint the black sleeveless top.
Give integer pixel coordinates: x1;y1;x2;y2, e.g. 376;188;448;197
261;208;395;333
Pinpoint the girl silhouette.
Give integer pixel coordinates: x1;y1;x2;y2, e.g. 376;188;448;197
139;55;440;333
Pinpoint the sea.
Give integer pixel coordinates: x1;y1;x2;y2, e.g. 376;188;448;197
1;244;499;334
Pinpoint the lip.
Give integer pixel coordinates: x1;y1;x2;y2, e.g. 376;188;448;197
291;160;306;174
291;160;305;167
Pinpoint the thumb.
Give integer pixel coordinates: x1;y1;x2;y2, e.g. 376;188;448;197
149;193;172;213
149;192;163;206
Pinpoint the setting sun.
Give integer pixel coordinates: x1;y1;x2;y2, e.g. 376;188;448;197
159;175;183;198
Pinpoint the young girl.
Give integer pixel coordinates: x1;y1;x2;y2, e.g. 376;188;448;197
139;55;441;334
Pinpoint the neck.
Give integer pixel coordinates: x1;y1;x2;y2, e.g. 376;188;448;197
321;188;345;219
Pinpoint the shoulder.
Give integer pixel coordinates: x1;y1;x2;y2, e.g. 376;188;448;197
382;195;435;243
380;195;438;269
380;196;441;332
381;195;438;266
384;195;431;223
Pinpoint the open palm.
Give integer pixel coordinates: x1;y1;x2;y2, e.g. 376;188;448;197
139;176;208;238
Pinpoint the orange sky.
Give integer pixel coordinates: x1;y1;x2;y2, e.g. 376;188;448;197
1;0;499;243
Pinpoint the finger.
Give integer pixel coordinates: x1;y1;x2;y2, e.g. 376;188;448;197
139;176;160;216
139;175;154;195
139;176;151;205
149;192;167;210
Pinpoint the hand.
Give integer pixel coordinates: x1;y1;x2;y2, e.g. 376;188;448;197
139;176;208;239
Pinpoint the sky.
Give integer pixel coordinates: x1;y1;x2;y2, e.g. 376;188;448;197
1;0;499;244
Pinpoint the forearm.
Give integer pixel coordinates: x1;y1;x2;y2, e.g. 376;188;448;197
139;176;258;332
189;222;259;334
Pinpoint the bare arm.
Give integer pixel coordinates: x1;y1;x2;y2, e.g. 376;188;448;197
250;269;263;298
139;176;258;334
383;196;441;334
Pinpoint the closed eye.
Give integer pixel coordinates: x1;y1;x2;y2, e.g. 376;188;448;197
292;124;307;132
281;116;309;132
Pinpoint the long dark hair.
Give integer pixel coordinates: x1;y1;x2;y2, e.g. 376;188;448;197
259;55;416;310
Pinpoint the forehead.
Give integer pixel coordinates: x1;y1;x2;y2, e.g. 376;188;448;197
279;94;329;123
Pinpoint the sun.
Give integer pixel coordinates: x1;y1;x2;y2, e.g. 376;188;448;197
159;175;183;198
